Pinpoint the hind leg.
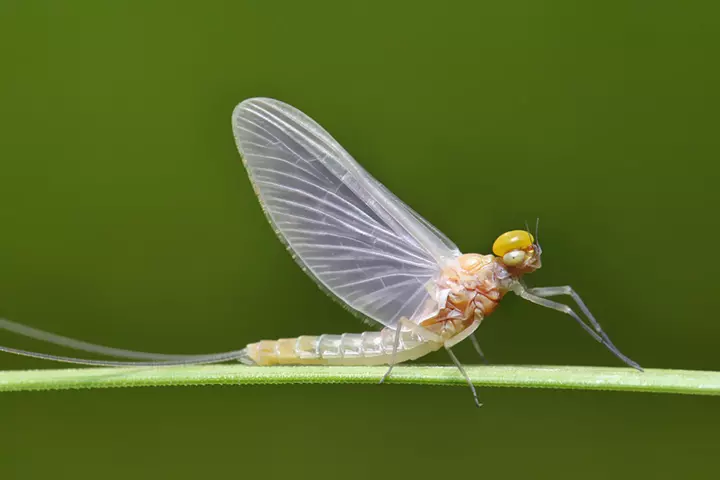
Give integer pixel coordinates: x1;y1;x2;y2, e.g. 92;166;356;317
379;318;442;384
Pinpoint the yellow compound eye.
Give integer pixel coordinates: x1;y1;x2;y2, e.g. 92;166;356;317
492;230;534;256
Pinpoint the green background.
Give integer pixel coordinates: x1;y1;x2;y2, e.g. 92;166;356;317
1;1;718;478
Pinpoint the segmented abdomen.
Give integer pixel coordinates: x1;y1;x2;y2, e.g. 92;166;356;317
242;328;442;366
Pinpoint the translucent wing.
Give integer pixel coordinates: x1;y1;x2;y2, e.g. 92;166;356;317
232;98;461;328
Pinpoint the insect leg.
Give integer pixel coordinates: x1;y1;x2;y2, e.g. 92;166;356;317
512;285;643;371
470;334;489;364
379;323;404;384
379;318;442;384
445;345;482;407
526;286;642;371
527;286;611;336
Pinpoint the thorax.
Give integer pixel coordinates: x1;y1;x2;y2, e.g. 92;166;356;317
420;253;513;339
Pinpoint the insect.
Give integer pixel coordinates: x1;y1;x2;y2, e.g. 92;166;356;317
0;98;641;406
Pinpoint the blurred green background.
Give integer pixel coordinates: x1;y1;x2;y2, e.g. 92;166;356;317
1;0;718;478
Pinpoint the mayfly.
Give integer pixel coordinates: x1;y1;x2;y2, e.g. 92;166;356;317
0;98;642;406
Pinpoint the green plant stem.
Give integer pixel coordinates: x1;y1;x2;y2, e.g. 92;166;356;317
0;365;718;395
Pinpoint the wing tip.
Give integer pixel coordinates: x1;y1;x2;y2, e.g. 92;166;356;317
231;97;277;151
231;97;285;122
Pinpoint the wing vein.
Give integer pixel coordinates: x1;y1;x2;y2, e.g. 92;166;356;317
232;97;454;328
